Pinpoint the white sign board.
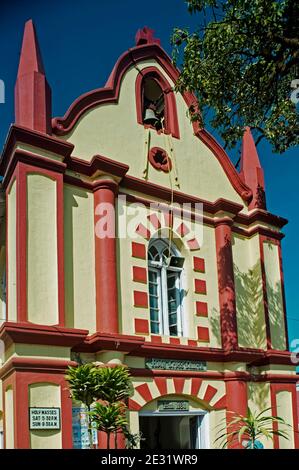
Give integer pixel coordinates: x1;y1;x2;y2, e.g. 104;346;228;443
29;407;60;430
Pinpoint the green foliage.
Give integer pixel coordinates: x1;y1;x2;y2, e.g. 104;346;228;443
214;406;291;448
65;363;98;407
93;365;132;403
65;363;134;449
89;402;128;449
172;0;299;152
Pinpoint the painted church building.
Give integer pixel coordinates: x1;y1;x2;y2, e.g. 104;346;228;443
0;21;298;449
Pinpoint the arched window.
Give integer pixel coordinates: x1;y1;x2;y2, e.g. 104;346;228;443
135;67;180;138
142;77;165;131
148;238;184;336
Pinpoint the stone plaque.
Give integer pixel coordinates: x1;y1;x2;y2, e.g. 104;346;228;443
145;357;207;372
157;400;189;412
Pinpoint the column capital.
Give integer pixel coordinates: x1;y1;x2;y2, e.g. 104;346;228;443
93;178;119;194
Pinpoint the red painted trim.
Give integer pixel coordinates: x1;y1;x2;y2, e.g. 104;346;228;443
197;326;210;342
191;378;202;397
193;257;205;273
65;153;129;180
135;67;180;139
131;241;146;259
132;266;147;284
15;163;66;325
187;238;200;251
52;44;251;203
271;383;299;449
0;356;77;381
173;377;185;394
194;279;207;295
215;218;238;351
196;301;208;317
278;242;289;350
133;291;148;308
0;322;88;349
259;235;273;349
94;180;119;334
16;163;27;322
150;335;162;344
169;337;181;345
0;125;73;177
136;383;152;402
11;371;73;448
213;395;227;410
147;213;161;230
135;223;151;240
233;224;284;241
235;209;287;229
128;398;142;411
188;340;197;347
155;377;168;396
134;318;149;334
225;380;248;449
148;147;172;172
176;222;190;237
203;385;217;403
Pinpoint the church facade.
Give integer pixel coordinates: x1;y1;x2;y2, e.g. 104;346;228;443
0;21;298;449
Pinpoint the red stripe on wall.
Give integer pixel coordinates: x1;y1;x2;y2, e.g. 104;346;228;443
132;266;147;284
203;385;218;404
147;213;161;230
155;377;168;396
136;383;153;403
193;257;205;273
191;378;202;397
173;377;185;394
131;241;146;259
133;291;148;308
197;326;210;342
135;223;151;240
196;301;208;317
194;279;207;295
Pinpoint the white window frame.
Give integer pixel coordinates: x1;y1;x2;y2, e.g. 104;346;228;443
148;239;184;337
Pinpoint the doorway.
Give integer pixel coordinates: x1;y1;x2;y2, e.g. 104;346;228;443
139;412;209;449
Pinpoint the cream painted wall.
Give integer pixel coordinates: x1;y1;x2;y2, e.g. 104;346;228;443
117;198;220;346
4;387;14;448
7;180;16;322
63;60;245;207
276;390;295;448
64;185;96;333
232;234;267;349
263;242;286;350
247;382;273;449
0;246;6;323
27;174;59;325
29;383;62;449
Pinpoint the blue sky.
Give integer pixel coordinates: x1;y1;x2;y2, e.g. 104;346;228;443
0;0;298;347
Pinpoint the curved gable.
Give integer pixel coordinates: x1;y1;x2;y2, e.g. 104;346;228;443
52;43;251;206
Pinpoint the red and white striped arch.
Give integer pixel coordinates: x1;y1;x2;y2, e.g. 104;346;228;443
128;377;226;411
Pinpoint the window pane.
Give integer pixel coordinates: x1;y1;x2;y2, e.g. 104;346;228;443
167;270;181;336
149;268;161;335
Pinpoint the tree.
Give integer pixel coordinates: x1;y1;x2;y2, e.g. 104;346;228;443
214;406;291;448
65;363;134;449
65;363;98;448
172;0;299;153
89;402;128;450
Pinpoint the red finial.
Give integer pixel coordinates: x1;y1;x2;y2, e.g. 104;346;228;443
135;27;161;46
240;127;266;210
15;19;52;134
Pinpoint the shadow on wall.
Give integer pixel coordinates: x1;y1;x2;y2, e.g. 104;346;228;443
233;261;266;349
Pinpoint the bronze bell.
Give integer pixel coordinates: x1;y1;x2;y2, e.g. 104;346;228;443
144;102;160;126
